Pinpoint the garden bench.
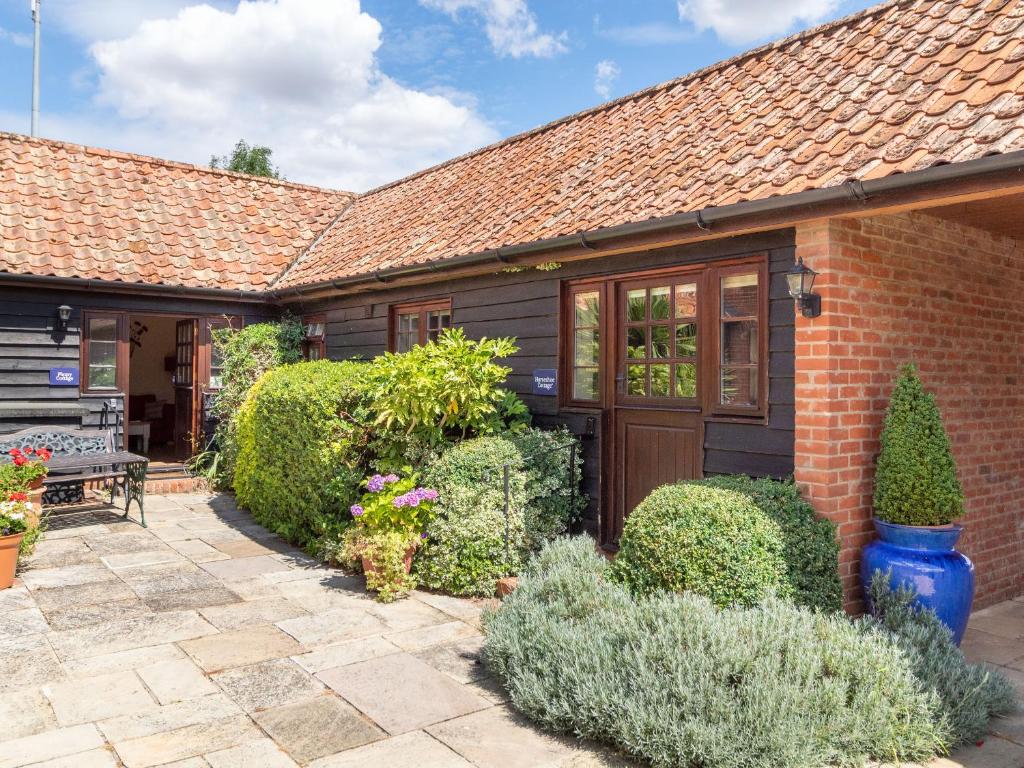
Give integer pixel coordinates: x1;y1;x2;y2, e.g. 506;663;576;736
0;426;148;527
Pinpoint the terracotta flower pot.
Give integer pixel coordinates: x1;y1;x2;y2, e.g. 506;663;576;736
361;545;416;578
0;532;24;590
28;477;44;490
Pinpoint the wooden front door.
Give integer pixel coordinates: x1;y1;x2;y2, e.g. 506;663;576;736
610;276;704;542
173;319;197;458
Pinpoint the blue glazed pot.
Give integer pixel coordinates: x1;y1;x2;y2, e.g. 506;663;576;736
861;519;975;645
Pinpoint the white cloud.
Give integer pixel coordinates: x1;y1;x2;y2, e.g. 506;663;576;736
594;59;620;101
420;0;566;58
46;0;230;41
0;25;33;48
78;0;497;191
677;0;840;45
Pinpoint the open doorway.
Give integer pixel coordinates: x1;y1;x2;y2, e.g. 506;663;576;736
126;315;181;465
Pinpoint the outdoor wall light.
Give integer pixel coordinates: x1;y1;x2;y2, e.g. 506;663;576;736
56;304;72;332
786;258;821;318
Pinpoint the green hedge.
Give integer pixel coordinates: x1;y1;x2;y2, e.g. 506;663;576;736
234;360;369;547
484;538;947;768
609;483;790;607
695;475;842;612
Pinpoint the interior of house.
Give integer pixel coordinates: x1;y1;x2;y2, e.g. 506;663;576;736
126;314;180;465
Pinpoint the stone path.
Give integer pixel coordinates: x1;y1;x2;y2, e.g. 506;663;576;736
0;494;633;768
0;492;1020;768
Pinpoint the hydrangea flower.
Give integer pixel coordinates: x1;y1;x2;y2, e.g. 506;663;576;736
367;475;385;492
349;504;364;517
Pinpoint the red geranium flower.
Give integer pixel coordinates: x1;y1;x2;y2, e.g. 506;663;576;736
7;448;21;457
8;492;27;502
36;448;52;461
23;447;34;455
12;455;27;467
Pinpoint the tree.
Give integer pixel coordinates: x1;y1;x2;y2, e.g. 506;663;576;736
210;139;281;178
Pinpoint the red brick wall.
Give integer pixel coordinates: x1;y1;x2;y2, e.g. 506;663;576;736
794;212;1024;612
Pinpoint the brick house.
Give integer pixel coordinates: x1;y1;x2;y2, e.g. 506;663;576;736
1;0;1022;609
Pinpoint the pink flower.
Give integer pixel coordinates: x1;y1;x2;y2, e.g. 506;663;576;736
349;504;364;517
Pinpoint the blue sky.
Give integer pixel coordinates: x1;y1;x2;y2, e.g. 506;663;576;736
0;0;874;191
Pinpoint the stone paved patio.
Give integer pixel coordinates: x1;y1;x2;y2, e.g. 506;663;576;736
0;492;1020;768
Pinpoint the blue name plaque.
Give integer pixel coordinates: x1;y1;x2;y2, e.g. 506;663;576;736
49;367;79;387
532;368;557;396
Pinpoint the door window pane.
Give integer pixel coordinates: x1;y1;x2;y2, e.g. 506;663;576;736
575;292;600;326
674;363;697;398
87;317;118;390
722;320;758;364
575;328;599;366
627;365;646;396
626;327;646;358
675;323;697;357
650;364;670;396
570;289;600;401
396;312;419;352
651;325;671;358
573;367;599;400
675;283;697;318
627;289;646;322
721;367;758;407
426;309;452;343
718;271;760;409
650;286;670;320
722;273;758;317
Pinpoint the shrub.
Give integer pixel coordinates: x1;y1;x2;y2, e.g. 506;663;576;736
234;359;369;547
416;435;528;596
865;573;1016;746
609;483;790;607
695;475;841;612
204;317;304;485
874;364;963;526
506;427;585;549
364;328;529;468
483;538;946;768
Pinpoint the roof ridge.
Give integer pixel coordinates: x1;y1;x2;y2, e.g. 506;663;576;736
0;130;354;197
269;195;361;290
356;0;913;200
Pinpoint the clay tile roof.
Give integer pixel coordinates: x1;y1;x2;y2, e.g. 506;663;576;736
276;0;1024;290
0;133;353;291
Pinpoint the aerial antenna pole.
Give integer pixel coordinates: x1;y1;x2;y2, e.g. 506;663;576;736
31;0;41;136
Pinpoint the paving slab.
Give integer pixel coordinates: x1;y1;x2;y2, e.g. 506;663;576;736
43;669;159;726
210;658;324;713
968;601;1024;642
426;705;585;768
291;636;401;674
118;563;224;598
113;715;262;768
167;539;231;563
0;685;58;740
24;538;101;569
0;585;35;613
199;555;292;581
0;633;65;692
412;591;487;625
308;730;474;768
84;533;172;555
276;607;387;647
0;724;105;768
204;737;298;768
367;597;452;632
97;693;242;743
207;538;288;559
63;643;186;679
962;628;1024;667
216;577;283;601
43;597;153;631
414;636;488;684
198;597;307;631
386;620;481;652
25;748;121;767
48;610;217;660
30;579;138;612
0;606;50;638
138;658;219;705
318;652;489;735
254;695;384;765
141;586;242;613
20;563;119;591
101;550;188;570
180;624;305;672
936;735;1024;768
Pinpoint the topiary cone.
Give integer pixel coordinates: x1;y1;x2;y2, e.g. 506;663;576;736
873;364;963;527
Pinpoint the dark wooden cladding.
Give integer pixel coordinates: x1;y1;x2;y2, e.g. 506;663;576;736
290;230;797;531
0;286;268;443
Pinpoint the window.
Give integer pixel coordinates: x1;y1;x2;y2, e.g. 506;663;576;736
622;279;699;402
302;316;326;361
716;266;764;412
390;300;452;352
569;286;601;402
82;312;126;393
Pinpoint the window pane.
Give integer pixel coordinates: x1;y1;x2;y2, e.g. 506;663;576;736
650;364;670;396
721;367;758;407
574;328;599;366
722;273;758;317
675;283;697;318
650;286;670;320
305;322;324;338
573;367;599;400
627;289;646;322
651;325;670;358
574;291;599;327
397;330;417;353
90;317;117;343
675;323;697;357
399;313;418;334
427;309;450;333
674;363;697;398
626;327;646;358
722;320;758;365
90;364;116;389
627;365;646;396
88;318;118;390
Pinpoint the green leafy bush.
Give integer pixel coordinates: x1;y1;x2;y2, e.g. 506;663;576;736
234;359;369;547
416;436;528;596
695;475;841;612
609;483;790;607
865;573;1016;746
484;538;946;768
874;364;963;526
415;428;582;596
364;328;529;467
204;317;304;485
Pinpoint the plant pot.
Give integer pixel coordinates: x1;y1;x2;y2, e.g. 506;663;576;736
861;519;975;644
28;477;44;490
361;545;416;579
0;532;24;590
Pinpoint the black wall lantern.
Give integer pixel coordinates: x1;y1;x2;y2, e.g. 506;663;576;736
56;304;72;332
786;258;821;318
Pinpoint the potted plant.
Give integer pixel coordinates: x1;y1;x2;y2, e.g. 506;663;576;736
2;447;51;525
341;472;438;602
0;493;31;589
861;364;973;643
